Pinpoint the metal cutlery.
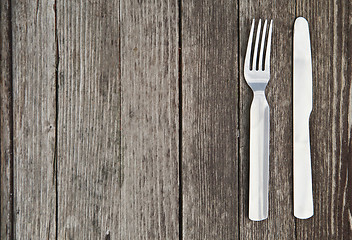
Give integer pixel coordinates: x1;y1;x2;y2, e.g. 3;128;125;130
293;17;314;219
244;19;273;221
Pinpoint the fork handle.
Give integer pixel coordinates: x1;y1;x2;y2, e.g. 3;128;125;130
249;91;270;221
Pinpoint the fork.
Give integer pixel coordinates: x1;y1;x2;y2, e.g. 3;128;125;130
244;19;273;221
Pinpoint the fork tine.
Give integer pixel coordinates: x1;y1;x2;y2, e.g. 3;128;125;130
258;20;268;70
265;20;273;71
252;19;262;70
244;19;255;70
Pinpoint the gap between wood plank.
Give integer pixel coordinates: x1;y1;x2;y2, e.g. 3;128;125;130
118;0;122;239
237;0;241;239
54;0;59;239
8;0;15;238
178;0;183;240
0;0;16;238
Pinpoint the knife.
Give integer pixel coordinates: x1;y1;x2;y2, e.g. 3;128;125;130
293;17;314;219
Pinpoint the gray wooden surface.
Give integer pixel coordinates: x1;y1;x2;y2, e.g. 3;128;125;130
0;0;351;239
182;0;239;239
57;1;121;238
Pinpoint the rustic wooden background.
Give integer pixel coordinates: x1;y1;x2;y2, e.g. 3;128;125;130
0;0;351;239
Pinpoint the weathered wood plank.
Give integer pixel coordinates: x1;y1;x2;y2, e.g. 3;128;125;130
0;0;13;238
56;1;121;238
296;0;352;238
239;1;296;239
11;0;57;238
182;1;239;238
4;0;350;238
119;0;179;238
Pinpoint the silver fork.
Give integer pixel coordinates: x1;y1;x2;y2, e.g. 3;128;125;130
244;19;273;221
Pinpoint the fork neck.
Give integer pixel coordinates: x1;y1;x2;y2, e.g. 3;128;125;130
252;91;268;106
253;90;266;96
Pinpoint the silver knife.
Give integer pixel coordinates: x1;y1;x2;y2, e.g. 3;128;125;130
293;17;314;219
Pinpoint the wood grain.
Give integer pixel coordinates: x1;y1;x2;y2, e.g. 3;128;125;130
1;0;351;238
181;0;239;239
56;1;121;238
296;0;352;238
0;0;14;239
119;0;179;238
239;1;296;239
11;0;57;238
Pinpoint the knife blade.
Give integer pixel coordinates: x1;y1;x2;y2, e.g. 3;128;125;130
293;17;314;219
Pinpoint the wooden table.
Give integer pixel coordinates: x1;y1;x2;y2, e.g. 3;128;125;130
1;0;351;239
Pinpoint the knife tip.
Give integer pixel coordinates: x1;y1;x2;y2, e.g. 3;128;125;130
294;17;309;33
295;17;309;25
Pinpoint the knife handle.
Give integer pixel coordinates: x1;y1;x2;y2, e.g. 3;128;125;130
249;91;269;221
294;120;314;219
